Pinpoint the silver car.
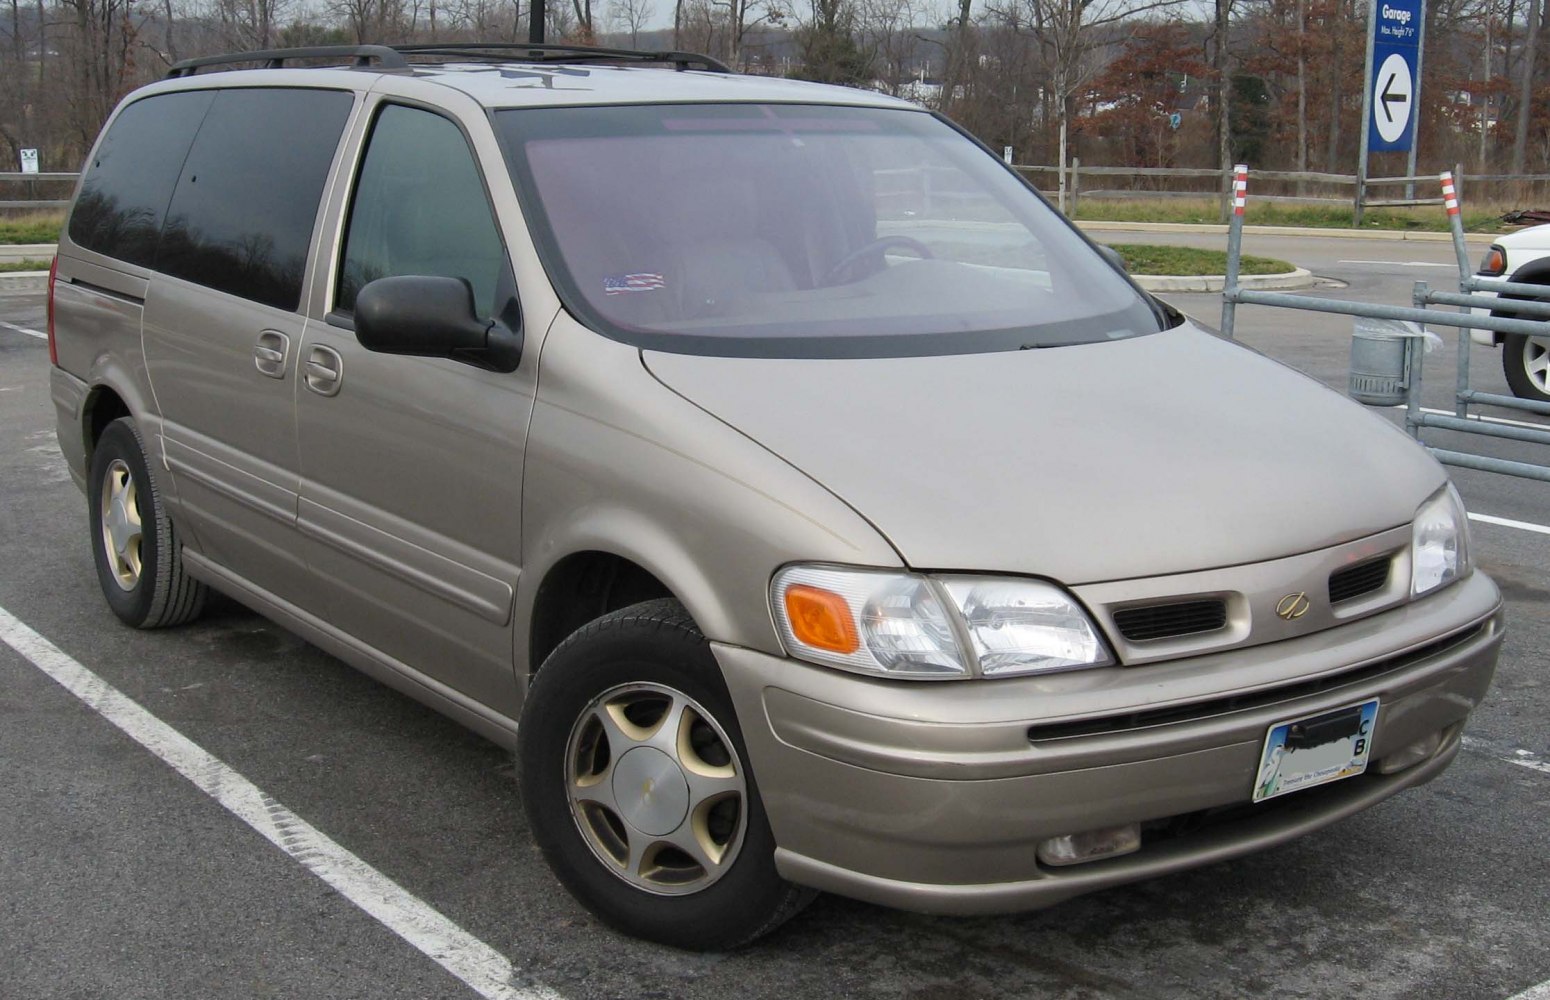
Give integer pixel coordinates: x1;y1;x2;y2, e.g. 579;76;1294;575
48;43;1502;950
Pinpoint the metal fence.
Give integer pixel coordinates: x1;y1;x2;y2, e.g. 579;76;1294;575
1220;165;1550;483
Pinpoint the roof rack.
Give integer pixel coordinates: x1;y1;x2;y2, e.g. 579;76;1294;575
166;44;408;78
164;41;731;79
392;43;732;73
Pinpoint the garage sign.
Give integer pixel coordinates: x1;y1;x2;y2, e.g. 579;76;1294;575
1367;0;1422;152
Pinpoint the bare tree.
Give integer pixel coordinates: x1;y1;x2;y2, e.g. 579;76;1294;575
608;0;655;44
569;0;595;38
212;0;291;49
713;0;786;67
54;0;142;147
994;0;1184;207
1513;0;1539;172
856;0;927;91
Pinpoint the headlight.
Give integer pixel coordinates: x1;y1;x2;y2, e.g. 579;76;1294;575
771;565;1113;680
1478;245;1506;277
1411;483;1471;597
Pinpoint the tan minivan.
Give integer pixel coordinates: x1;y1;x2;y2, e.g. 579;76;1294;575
50;43;1503;950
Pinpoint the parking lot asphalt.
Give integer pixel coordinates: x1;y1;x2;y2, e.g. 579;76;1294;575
2;236;1548;1000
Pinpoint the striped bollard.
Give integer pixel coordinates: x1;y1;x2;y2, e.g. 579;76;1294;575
1440;171;1473;416
1220;164;1248;339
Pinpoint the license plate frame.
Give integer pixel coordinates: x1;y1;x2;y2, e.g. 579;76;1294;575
1253;698;1380;803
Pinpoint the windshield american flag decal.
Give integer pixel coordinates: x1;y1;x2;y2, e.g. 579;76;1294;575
604;273;666;295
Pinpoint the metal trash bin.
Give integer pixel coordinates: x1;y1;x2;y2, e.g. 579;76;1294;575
1349;319;1415;406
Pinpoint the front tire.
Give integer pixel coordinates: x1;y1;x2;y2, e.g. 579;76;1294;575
1502;333;1550;403
517;599;812;950
87;417;207;628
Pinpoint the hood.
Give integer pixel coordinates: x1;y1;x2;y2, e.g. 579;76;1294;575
643;324;1445;585
1496;224;1550;253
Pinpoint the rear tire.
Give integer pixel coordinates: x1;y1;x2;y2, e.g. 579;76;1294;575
87;417;207;628
517;598;813;950
1502;333;1550;403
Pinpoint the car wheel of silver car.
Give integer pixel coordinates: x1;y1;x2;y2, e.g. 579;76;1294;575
87;417;207;628
517;598;813;950
1502;333;1550;403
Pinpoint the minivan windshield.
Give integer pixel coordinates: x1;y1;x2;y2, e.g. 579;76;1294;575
495;103;1166;357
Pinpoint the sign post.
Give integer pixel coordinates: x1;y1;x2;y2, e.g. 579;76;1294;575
19;149;39;175
1356;0;1425;224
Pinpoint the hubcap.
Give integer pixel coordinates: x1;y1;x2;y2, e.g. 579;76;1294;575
565;682;747;895
612;747;690;836
1522;336;1550;394
99;459;143;591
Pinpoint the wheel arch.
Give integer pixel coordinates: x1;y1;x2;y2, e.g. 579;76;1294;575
518;506;770;678
527;549;678;675
81;384;131;470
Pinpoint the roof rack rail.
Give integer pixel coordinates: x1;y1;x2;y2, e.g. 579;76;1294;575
391;42;732;73
166;44;408;78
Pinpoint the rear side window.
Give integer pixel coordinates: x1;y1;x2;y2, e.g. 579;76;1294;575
157;88;354;311
68;90;215;268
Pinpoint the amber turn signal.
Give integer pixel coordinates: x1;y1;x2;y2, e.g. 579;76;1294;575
784;585;860;654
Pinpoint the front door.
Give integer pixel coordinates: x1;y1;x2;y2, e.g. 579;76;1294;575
294;100;533;716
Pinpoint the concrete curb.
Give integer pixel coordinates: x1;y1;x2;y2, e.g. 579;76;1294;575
1131;267;1315;293
0;271;48;294
1077;220;1499;245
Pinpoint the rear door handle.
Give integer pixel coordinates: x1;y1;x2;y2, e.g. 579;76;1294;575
303;346;343;397
253;330;291;379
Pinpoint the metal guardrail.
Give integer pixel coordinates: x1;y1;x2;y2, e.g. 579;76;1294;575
0;171;78;211
1220;165;1550;483
1019;162;1492;222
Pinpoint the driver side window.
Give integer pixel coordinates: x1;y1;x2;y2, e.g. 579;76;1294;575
337;104;506;318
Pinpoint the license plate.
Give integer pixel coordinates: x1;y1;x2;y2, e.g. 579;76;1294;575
1253;698;1379;803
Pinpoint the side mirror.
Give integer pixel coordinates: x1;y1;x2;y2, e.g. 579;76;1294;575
1096;244;1128;274
354;275;522;373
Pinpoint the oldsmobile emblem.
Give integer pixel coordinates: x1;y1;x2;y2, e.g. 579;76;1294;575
1276;592;1312;621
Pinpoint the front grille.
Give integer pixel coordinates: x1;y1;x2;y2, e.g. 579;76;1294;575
1329;556;1392;604
1026;622;1484;743
1112;600;1228;642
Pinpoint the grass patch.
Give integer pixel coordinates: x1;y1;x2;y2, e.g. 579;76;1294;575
0;213;64;244
1072;197;1506;234
0;259;50;273
1103;243;1294;276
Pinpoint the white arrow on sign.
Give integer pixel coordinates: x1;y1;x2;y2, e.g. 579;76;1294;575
1373;52;1413;144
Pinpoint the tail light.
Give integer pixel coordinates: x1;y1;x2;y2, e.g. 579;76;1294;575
46;255;58;366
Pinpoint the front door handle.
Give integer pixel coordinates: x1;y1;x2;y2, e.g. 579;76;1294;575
303;346;343;397
253;330;290;379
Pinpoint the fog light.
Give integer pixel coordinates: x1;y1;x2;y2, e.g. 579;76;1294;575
1037;824;1142;867
1375;730;1444;774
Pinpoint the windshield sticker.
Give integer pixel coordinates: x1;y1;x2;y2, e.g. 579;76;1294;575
604;273;666;295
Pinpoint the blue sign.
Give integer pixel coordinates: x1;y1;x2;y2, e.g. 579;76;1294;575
1368;0;1423;152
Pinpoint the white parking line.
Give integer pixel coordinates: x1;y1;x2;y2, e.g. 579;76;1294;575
0;320;45;340
1462;736;1550;776
1505;749;1550;775
1507;980;1550;1000
0;604;559;1000
1468;512;1550;537
1337;260;1457;268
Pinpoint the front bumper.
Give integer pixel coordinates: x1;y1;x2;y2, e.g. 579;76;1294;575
716;571;1502;914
